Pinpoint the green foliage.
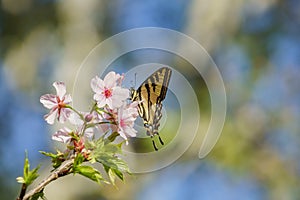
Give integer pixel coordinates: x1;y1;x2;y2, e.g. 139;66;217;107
16;152;40;186
73;165;105;185
86;137;130;185
104;164;124;184
74;153;85;166
107;132;120;142
40;150;65;169
38;137;131;187
72;153;107;184
31;190;45;200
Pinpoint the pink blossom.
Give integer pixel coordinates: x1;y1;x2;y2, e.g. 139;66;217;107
68;111;99;138
94;107;118;134
91;72;129;109
68;110;116;139
40;82;72;124
52;128;72;143
117;102;139;143
126;101;140;118
68;112;85;126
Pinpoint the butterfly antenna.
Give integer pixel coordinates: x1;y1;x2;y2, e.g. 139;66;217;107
129;73;137;90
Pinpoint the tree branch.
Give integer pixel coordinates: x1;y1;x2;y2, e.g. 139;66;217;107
17;183;27;200
20;159;74;200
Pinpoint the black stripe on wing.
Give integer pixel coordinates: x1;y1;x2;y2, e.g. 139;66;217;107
130;67;172;151
157;68;172;104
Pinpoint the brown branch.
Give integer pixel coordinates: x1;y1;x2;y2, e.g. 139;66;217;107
17;183;27;200
20;159;74;200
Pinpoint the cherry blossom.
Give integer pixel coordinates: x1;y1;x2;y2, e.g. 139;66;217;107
40;82;72;124
21;70;144;200
41;72;139;146
117;102;139;143
52;127;72;144
91;72;129;109
68;111;101;138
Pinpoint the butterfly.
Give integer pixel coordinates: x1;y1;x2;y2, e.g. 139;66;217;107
130;67;172;151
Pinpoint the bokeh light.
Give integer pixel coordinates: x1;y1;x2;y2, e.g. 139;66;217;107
1;0;299;199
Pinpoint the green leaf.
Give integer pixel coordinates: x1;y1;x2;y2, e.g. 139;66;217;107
113;169;124;181
72;151;109;185
31;190;45;200
73;165;106;184
103;164;125;184
25;165;40;186
40;151;65;169
17;152;40;186
89;137;122;161
107;132;119;142
108;168;116;185
88;137;130;182
24;152;29;178
73;153;85;167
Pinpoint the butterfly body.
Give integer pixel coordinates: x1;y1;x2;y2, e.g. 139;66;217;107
130;67;172;151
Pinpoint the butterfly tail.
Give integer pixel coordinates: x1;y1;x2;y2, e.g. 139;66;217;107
158;134;164;145
153;103;164;146
148;128;163;150
151;135;158;151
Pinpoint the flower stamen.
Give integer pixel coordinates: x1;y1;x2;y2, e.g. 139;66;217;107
103;88;112;98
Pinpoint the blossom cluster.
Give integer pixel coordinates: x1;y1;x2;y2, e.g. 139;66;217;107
40;72;139;157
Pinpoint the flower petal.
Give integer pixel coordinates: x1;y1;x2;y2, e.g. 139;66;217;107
105;98;113;109
44;108;58;124
58;108;72;123
124;126;137;137
94;93;106;107
68;111;84;126
113;87;129;100
84;128;94;138
91;76;104;93
118;129;128;141
111;87;129;108
52;128;72;143
97;123;110;133
64;94;72;104
116;74;124;86
117;102;138;143
53;82;67;99
93;93;104;102
104;71;118;88
40;94;58;109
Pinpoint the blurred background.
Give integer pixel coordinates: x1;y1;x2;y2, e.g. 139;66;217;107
1;0;300;199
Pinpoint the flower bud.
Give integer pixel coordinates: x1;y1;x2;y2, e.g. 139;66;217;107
85;113;93;122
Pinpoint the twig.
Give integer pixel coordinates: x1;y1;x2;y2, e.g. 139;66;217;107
17;183;27;200
20;159;74;200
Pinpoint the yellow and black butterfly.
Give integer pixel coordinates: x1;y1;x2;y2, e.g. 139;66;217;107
130;67;172;151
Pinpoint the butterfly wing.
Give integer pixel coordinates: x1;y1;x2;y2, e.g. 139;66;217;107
131;67;172;150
